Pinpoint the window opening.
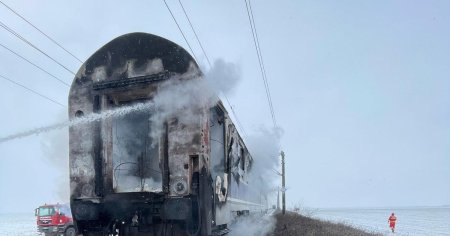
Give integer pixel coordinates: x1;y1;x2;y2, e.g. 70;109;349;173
112;100;162;192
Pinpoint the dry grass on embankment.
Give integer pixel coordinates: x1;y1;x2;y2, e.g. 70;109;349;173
272;212;382;236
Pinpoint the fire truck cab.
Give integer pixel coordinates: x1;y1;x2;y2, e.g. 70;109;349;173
35;203;76;236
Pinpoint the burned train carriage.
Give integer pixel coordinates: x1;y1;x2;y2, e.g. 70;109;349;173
69;33;266;236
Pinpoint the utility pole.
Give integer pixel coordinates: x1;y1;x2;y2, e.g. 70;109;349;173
277;187;280;210
281;151;286;215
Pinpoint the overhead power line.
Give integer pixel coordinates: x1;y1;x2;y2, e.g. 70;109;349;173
0;43;70;87
0;74;65;107
225;96;248;137
175;0;247;137
162;0;199;63
178;0;212;67
245;0;276;127
243;0;277;128
0;20;76;75
0;0;83;63
247;0;276;125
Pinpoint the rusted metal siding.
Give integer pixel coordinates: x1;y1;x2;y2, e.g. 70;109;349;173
69;74;96;199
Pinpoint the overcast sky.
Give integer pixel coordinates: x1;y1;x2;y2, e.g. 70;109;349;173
0;0;449;213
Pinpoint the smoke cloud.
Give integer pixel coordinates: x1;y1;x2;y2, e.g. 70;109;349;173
246;126;283;195
204;59;241;96
229;213;277;236
1;58;280;235
0;59;241;144
40;114;70;203
148;59;241;145
226;127;282;236
148;75;216;143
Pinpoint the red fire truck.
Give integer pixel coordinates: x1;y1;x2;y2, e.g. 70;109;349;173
35;203;76;236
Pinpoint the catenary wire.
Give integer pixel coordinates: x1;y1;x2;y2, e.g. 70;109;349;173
0;20;76;75
248;0;276;126
245;0;276;127
176;0;248;137
225;96;248;138
0;43;70;87
0;0;83;63
162;0;199;63
0;74;65;107
243;0;277;128
178;0;212;67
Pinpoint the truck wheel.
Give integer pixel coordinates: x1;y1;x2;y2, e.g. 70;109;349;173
64;227;76;236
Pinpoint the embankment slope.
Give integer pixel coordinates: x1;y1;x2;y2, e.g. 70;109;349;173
273;212;381;236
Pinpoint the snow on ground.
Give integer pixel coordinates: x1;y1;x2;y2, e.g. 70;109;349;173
312;206;450;236
0;213;38;236
1;207;449;236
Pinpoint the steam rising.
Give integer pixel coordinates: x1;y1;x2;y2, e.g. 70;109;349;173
204;59;241;96
40;120;70;202
148;77;217;144
0;59;241;144
246;126;283;194
0;59;279;235
227;127;282;236
229;213;277;236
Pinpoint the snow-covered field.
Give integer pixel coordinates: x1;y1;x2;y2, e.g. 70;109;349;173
313;206;450;236
1;207;449;236
0;213;38;236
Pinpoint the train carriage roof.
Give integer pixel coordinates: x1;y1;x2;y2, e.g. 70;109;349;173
71;32;199;88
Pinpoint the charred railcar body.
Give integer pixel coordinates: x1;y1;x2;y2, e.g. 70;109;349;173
69;33;266;236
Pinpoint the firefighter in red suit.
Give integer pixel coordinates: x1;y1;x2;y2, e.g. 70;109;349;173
388;213;397;233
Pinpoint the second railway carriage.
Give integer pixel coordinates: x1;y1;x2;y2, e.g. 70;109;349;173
68;32;267;236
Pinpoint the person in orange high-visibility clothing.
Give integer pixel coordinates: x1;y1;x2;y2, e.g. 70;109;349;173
388;213;397;233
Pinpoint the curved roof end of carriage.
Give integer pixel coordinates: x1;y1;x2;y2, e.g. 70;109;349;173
69;32;201;94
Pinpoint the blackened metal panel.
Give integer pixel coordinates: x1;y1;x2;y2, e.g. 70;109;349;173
163;122;170;194
77;32;199;82
93;95;103;197
102;96;114;195
92;72;174;91
69;76;96;199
